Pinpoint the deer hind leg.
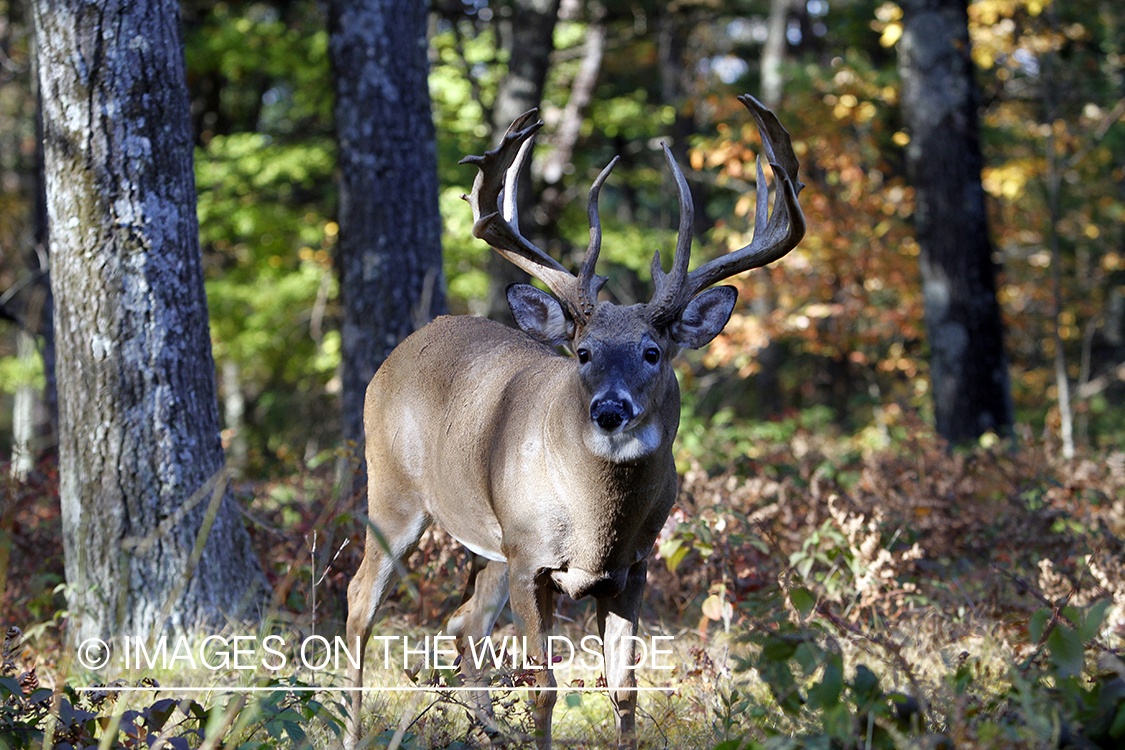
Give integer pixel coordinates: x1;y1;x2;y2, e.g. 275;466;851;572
344;494;430;750
446;556;510;729
508;568;557;750
597;560;647;750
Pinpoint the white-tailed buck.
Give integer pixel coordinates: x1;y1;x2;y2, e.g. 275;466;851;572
345;94;804;749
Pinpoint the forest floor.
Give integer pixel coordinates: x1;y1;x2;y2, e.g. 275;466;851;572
3;413;1125;748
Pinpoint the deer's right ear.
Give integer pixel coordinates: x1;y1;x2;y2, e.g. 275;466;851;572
506;283;574;348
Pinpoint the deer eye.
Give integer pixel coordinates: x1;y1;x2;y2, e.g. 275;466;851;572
576;348;590;364
644;347;661;364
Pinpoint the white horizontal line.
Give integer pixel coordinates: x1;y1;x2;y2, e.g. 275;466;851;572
75;686;675;693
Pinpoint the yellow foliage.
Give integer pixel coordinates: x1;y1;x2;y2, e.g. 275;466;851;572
880;22;902;48
982;159;1039;200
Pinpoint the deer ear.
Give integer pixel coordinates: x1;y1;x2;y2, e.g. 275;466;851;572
507;283;574;347
670;286;737;350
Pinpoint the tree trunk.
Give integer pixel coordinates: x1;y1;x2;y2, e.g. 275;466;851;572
34;0;266;642
10;330;37;480
753;0;793;417
541;10;605;200
760;0;791;109
485;0;561;325
328;0;446;448
31;29;58;454
897;0;1013;442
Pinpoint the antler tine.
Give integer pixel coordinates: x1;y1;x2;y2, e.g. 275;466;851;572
680;94;806;299
501;131;534;230
648;142;696;326
460;109;581;304
577;156;619;318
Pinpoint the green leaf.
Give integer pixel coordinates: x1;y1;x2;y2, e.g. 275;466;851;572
762;637;799;663
808;656;844;709
1109;703;1125;738
1047;624;1085;678
184;700;209;719
763;662;804;716
1029;607;1052;642
794;641;822;673
264;718;284;740
1078;598;1113;642
821;701;852;739
658;538;687;573
146;698;177;731
282;719;307;744
851;664;882;705
712;739;761;750
27;687;53;706
0;677;22;698
790;586;816;618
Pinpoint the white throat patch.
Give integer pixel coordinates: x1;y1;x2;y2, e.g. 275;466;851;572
584;421;662;463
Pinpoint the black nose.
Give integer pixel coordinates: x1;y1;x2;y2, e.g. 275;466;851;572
591;397;631;431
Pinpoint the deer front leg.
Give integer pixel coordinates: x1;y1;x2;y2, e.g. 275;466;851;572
344;503;429;750
597;560;647;750
446;556;510;729
508;568;557;750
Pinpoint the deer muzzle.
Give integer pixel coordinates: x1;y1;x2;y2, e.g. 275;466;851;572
590;391;636;433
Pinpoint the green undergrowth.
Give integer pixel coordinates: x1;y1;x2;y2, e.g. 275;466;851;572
3;415;1124;748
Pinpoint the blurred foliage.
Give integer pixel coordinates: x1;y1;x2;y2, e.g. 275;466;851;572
4;3;1124;745
2;0;1125;467
181;1;340;472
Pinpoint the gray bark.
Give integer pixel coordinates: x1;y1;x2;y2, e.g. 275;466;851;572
10;330;37;480
328;0;446;447
760;0;791;109
34;0;266;641
898;0;1013;442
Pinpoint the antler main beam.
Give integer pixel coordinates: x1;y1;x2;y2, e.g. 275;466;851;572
647;94;806;324
461;110;610;324
460;112;574;294
463;96;805;328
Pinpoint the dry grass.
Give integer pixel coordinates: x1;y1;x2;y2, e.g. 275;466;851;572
3;418;1124;747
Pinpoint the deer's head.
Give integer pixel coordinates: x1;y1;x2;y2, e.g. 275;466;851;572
461;95;806;462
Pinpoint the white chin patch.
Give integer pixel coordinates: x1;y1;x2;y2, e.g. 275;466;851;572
585;421;662;462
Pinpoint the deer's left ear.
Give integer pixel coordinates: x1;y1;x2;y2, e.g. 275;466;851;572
670;286;737;350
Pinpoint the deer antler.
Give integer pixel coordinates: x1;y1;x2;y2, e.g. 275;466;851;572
464;97;804;327
461;109;612;324
647;94;806;325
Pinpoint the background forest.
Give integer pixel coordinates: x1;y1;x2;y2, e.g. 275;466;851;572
2;1;1125;749
3;0;1125;467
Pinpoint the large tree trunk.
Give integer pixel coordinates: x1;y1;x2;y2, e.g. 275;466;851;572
328;0;446;448
898;0;1013;442
485;0;561;325
34;0;266;642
